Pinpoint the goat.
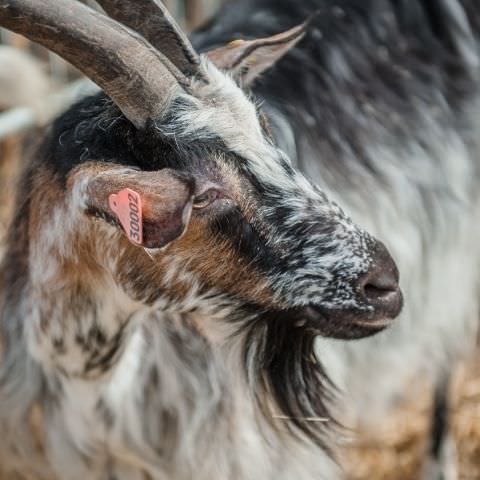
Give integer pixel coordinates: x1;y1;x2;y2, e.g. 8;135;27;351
193;0;480;474
0;0;403;479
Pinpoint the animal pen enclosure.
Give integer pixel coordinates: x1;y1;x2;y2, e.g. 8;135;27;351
0;1;479;479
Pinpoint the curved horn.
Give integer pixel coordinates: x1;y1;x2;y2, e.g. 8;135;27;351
0;0;183;128
96;0;203;79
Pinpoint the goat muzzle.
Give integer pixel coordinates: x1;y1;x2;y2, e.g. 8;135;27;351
299;242;403;340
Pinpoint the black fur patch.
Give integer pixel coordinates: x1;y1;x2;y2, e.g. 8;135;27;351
239;307;336;448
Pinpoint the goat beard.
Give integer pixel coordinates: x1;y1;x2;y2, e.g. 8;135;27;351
239;309;337;450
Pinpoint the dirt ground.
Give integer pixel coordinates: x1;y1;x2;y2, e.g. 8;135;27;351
451;354;480;480
340;356;480;480
339;381;434;480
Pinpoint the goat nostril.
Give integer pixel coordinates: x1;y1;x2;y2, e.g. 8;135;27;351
360;269;401;319
363;278;397;301
363;267;399;295
360;241;401;309
357;242;403;319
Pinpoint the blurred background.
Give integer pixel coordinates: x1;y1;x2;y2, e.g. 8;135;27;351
0;1;479;479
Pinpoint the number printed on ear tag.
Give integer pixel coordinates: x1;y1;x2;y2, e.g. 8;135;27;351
108;188;143;245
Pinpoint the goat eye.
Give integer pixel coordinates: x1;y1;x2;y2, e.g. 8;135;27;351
193;189;219;209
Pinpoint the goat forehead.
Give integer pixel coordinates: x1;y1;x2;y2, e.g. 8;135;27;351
161;62;353;226
164;61;301;191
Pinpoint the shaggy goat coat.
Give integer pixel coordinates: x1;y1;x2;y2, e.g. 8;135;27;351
0;1;396;479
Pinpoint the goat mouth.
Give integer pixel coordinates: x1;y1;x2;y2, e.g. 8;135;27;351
353;317;393;328
349;317;393;337
299;299;402;340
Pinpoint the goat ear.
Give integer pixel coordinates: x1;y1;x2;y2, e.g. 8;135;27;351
206;21;308;86
76;166;195;249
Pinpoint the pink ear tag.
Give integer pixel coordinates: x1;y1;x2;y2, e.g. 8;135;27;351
108;188;143;245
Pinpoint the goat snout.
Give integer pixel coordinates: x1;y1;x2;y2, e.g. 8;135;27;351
297;240;403;340
358;242;402;319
